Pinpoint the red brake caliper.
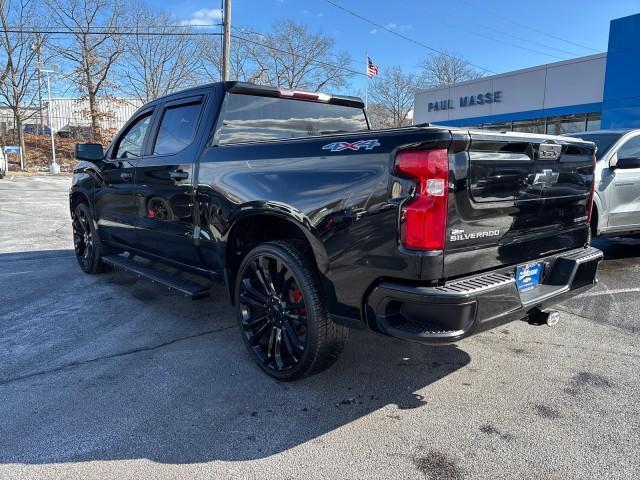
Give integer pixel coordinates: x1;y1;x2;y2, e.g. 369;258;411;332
290;288;305;316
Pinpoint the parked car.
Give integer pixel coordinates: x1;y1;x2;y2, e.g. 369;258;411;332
70;81;602;380
57;124;92;139
23;124;51;136
566;129;640;237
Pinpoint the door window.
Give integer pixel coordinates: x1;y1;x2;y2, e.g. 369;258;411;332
114;113;152;159
153;102;202;155
618;137;640;160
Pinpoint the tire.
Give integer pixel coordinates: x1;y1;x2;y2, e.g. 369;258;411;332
72;203;111;274
234;240;348;381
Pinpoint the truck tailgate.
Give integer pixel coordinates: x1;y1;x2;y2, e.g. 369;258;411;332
443;130;595;279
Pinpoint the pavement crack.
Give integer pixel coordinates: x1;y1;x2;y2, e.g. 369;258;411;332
0;209;34;217
0;324;236;387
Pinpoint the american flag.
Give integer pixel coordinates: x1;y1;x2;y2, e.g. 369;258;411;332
367;56;379;78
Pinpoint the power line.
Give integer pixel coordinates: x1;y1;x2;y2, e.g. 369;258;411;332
2;26;370;80
235;14;569;63
453;28;566;61
230;32;368;78
1;28;223;37
11;18;224;28
321;0;496;74
459;0;599;53
471;24;582;58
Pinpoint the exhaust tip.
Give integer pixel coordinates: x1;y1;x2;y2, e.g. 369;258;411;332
527;308;561;327
545;310;560;327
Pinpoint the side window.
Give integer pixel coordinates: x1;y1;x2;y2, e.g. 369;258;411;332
114;113;152;159
153;102;202;155
618;137;640;159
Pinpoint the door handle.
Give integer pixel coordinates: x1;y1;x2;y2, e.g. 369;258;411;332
120;172;133;181
170;170;189;180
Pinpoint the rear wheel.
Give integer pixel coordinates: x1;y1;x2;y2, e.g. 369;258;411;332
72;203;111;274
235;240;348;381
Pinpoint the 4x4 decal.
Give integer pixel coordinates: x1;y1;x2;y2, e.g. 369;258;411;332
322;139;381;152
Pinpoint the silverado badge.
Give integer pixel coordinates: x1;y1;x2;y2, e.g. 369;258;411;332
322;139;380;152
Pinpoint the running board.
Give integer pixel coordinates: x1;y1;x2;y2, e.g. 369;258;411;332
102;255;212;299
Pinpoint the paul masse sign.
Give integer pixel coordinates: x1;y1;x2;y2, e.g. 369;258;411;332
428;91;503;112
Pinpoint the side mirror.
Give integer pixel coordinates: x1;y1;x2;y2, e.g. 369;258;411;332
616;156;640;170
75;143;104;162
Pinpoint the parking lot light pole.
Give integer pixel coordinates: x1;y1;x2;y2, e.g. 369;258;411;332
38;66;59;174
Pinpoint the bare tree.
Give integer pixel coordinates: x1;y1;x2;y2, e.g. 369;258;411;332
246;20;352;91
46;0;124;138
199;29;261;82
420;51;484;87
121;3;202;102
368;66;424;129
198;20;353;91
0;0;43;169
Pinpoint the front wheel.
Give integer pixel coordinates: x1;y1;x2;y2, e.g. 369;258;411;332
72;203;111;274
234;240;348;381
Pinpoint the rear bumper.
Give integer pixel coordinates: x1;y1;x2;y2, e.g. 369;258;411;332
364;246;602;344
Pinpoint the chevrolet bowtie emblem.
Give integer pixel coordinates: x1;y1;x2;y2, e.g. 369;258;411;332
533;169;559;188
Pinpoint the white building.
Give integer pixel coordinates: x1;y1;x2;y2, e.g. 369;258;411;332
0;97;142;136
45;97;142;133
414;13;640;133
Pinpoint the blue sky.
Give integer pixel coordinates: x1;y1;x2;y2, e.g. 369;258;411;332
149;0;640;94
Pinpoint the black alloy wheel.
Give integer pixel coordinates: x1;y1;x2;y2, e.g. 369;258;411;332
72;203;109;274
235;241;347;381
239;252;308;371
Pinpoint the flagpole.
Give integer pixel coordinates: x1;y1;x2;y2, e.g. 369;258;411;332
365;52;368;111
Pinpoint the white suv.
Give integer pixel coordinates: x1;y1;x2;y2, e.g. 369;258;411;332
567;129;640;237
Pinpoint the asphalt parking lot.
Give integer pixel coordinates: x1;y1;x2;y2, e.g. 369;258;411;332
1;175;639;480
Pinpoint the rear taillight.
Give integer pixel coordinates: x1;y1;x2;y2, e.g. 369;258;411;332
587;154;596;223
395;148;449;251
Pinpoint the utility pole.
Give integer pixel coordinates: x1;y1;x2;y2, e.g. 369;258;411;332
222;0;231;81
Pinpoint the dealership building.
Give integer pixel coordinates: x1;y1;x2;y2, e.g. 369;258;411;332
414;13;640;134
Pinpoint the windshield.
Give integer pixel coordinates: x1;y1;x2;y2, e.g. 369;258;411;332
566;132;624;160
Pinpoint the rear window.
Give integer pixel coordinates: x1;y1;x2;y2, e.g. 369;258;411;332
567;132;623;160
153;101;202;155
218;93;368;145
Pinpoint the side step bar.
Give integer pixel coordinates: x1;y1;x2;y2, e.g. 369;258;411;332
102;255;212;299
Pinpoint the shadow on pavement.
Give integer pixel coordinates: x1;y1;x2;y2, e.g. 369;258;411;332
592;236;640;261
0;249;471;464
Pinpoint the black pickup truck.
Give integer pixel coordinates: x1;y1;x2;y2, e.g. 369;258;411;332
70;81;602;380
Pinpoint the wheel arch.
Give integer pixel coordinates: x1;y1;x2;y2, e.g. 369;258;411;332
69;188;92;216
224;212;330;305
591;191;603;235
